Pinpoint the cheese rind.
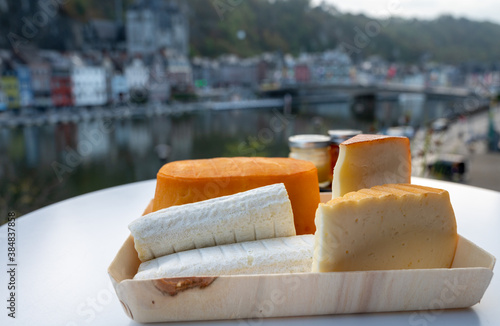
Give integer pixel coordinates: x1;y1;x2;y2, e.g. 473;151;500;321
133;235;314;279
152;157;320;234
129;183;296;262
332;134;411;198
313;184;458;272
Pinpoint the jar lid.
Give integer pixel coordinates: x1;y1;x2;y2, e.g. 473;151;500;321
289;134;331;149
328;129;362;144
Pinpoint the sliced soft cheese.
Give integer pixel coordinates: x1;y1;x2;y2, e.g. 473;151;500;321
133;235;314;279
332;134;411;198
313;184;458;272
129;183;296;262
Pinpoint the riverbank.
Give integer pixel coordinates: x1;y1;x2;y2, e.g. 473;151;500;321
468;153;500;191
2;99;498;225
0;98;293;128
412;105;500;191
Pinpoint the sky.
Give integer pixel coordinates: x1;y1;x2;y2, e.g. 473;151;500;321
314;0;500;24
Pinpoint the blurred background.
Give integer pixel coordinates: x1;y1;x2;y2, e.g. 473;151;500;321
1;0;500;224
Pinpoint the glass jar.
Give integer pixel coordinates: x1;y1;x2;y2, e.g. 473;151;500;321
288;134;332;188
328;129;362;176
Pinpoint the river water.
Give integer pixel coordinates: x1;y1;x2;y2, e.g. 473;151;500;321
0;97;455;223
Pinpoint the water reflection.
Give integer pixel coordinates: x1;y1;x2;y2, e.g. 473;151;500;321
23;125;40;168
1;99;456;223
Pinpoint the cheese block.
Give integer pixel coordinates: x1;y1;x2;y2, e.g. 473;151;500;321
130;183;296;262
332;134;411;198
313;184;458;272
134;235;314;279
152;157;320;234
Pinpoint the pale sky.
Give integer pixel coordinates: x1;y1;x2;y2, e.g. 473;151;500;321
314;0;500;24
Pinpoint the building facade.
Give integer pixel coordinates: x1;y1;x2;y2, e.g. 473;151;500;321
149;54;170;103
1;71;20;109
192;57;219;89
0;89;6;111
51;68;73;107
125;57;150;103
29;61;53;108
126;0;189;58
167;54;192;90
219;61;258;87
71;66;107;106
295;63;311;83
16;65;34;107
111;74;129;104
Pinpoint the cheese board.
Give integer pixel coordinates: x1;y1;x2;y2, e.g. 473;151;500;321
108;193;496;323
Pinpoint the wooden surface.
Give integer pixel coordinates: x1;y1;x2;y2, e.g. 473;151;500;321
109;235;494;323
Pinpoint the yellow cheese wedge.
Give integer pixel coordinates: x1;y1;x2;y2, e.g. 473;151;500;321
313;184;458;272
332;134;411;198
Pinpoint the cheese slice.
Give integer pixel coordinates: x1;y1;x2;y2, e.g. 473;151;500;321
332;134;411;198
129;183;296;262
134;235;314;279
153;157;320;234
313;184;458;272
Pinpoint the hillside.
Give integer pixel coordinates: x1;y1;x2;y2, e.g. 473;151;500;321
3;0;500;64
187;0;500;64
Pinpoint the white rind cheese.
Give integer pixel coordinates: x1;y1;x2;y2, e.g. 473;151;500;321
134;235;314;279
129;183;296;262
313;184;458;272
332;134;411;198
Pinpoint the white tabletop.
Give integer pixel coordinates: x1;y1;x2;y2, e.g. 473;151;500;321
1;177;499;326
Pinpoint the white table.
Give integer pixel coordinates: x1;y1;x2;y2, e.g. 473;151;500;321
1;177;499;326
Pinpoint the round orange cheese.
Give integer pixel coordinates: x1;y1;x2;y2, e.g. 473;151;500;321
152;157;320;234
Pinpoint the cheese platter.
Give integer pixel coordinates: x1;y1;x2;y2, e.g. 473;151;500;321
108;193;495;323
109;137;495;323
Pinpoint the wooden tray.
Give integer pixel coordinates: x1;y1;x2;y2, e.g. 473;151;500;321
108;196;496;323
